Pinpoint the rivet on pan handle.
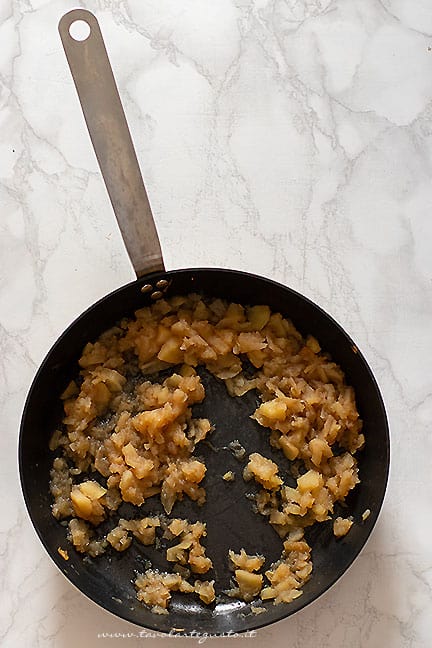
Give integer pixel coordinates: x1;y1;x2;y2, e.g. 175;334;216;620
58;9;165;277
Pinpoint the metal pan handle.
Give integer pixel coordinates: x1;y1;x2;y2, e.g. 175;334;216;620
58;9;164;277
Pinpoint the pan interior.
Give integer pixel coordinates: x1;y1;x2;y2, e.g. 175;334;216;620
19;268;389;633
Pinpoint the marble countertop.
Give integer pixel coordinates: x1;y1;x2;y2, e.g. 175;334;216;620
2;1;431;646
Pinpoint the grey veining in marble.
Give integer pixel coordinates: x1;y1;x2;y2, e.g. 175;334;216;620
1;1;431;646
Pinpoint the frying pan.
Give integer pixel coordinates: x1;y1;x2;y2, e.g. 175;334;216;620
19;8;390;635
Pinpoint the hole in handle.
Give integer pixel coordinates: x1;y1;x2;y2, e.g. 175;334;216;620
69;19;91;41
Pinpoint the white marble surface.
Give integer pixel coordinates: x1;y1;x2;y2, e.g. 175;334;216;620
1;0;432;646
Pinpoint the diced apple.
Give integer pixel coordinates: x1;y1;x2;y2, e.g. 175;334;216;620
71;488;93;518
235;570;263;599
257;399;287;421
297;470;323;492
248;305;271;330
79;480;107;500
157;338;183;363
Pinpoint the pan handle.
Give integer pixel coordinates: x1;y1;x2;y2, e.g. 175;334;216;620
58;9;165;277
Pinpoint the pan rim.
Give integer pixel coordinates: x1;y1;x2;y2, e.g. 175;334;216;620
18;266;390;634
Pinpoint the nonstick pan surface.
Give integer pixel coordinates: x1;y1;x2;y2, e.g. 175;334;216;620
19;10;389;636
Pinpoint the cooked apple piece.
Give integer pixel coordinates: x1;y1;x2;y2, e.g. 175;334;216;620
297;470;323;493
157;338;183;363
243;453;282;490
333;516;353;537
234;570;263;601
256;399;287;421
194;580;215;604
247;305;270;330
79;480;107;500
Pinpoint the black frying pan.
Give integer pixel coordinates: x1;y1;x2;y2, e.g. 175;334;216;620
19;9;390;636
